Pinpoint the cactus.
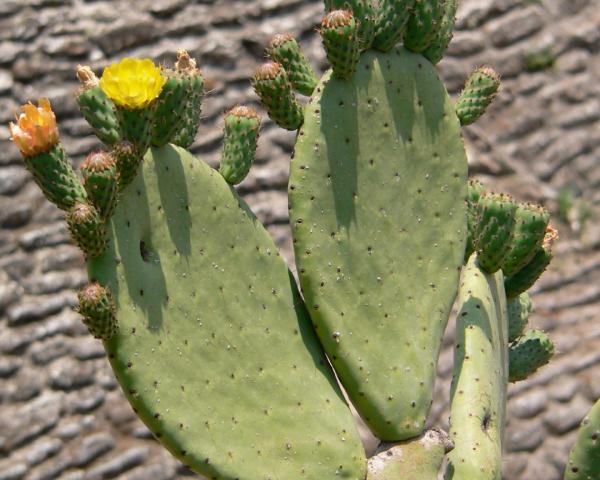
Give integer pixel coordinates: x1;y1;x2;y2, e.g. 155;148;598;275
80;150;119;221
321;10;361;79
10;1;567;478
456;67;501;126
445;254;509;480
76;66;121;145
474;192;518;273
507;292;532;343
219;106;261;185
77;282;118;340
267;34;318;96
565;399;600;480
508;329;554;382
465;178;486;259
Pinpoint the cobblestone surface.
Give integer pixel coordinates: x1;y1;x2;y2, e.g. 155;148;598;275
0;0;598;479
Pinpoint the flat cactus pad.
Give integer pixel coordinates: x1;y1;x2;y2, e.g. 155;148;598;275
87;145;366;480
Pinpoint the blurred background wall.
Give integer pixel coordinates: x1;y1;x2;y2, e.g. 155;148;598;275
0;0;599;478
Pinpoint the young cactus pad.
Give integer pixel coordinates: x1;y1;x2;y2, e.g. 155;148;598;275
289;47;468;441
446;253;509;480
86;145;366;479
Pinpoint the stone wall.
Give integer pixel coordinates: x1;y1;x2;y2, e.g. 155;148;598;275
0;0;599;479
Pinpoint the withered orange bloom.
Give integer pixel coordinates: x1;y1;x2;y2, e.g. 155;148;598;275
9;98;59;157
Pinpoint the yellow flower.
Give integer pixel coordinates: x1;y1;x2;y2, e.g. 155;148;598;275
100;58;166;110
9;98;59;157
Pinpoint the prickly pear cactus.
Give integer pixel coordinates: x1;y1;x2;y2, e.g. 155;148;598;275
289;48;467;441
10;52;367;480
251;1;471;440
10;1;564;477
88;145;366;479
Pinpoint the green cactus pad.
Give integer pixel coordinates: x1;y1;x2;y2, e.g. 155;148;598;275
373;0;415;53
422;0;458;64
66;202;107;258
86;145;367;480
474;193;517;274
23;143;87;211
321;10;361;80
325;0;377;50
289;47;468;441
504;226;556;299
267;34;318;96
253;62;304;131
76;67;121;146
367;430;453;480
151;72;188;148
77;282;118;340
80;150;119;221
507;292;532;343
219;106;261;185
465;179;486;260
456;67;501;126
565;399;600;480
501;203;550;277
403;0;447;53
508;329;554;382
169;51;206;149
446;254;508;480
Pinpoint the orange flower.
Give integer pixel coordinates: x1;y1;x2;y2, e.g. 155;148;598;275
9;98;59;157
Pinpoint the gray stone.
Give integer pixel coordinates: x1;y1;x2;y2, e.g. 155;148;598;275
68;386;106;414
550;376;582;403
0;357;21;378
84;446;149;479
95;18;159;55
0;252;34;279
71;432;115;467
0;461;26;480
0;230;16;256
40;245;83;272
506;419;545;452
488;7;545;47
0;166;28;195
7;293;72;326
23;270;87;295
19;223;70;251
0;41;20;64
544;396;591;434
28;456;72;480
0;391;62;453
49;356;96;391
30;335;72;365
0;1;22;17
122;462;177;480
24;438;63;467
0;200;32;228
510;389;548;418
3;367;44;402
72;336;106;360
0;275;23;313
54;421;82;441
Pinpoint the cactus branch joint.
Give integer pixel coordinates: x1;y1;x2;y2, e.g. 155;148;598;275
8;2;592;480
